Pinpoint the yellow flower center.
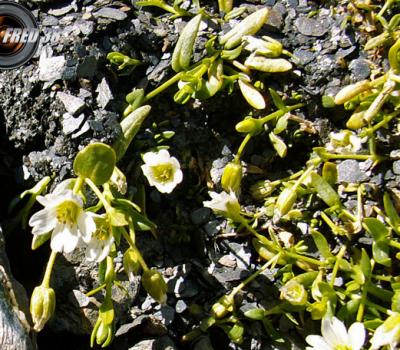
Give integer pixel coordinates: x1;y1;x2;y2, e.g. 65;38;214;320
335;346;351;350
151;164;173;184
94;222;111;241
56;200;80;226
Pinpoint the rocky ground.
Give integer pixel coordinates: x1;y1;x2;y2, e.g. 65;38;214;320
0;0;398;349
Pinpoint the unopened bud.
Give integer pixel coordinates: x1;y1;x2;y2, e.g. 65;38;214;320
280;280;308;306
221;162;243;193
142;269;168;304
244;56;292;73
211;295;234;319
273;187;297;222
123;248;141;280
235;118;262;135
346;111;366;130
334;80;371;105
30;285;56;332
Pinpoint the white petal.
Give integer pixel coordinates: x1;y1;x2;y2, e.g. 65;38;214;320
305;335;331;350
348;322;365;350
78;212;96;238
29;208;57;235
370;325;387;350
143;152;160;165
321;317;346;347
36;195;50;207
50;224;79;253
173;169;183;184
85;240;102;262
157;149;171;162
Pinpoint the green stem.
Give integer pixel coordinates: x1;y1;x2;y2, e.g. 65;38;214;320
145;72;184;101
73;176;84;195
389;240;400;250
42;251;57;288
356;260;375;322
86;283;107;297
285;251;325;266
330;246;346;287
85;178;113;213
235;134;252;161
228;253;281;298
259;103;304;124
121;229;149;271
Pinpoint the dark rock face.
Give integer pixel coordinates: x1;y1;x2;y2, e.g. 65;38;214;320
0;227;36;350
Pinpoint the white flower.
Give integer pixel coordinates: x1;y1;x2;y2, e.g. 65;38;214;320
29;188;96;254
141;149;183;193
326;130;365;154
306;317;365;350
203;191;242;222
242;35;282;57
370;312;400;350
84;215;114;263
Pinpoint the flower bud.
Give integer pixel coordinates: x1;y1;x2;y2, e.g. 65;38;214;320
123;248;141;281
30;285;56;332
280;280;308;306
221;162;243;193
235;118;262;135
346;111;366;130
142;269;168;304
91;313;114;348
211;295;234;319
244;56;292;73
250;180;278;200
273;187;297;222
334;80;371;105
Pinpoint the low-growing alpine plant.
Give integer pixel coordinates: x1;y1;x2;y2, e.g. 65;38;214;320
10;0;400;348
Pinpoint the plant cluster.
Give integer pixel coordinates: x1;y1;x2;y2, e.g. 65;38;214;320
10;0;400;348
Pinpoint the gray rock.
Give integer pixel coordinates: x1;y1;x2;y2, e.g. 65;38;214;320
293;49;314;65
42;15;59;26
62;113;85;135
74;19;95;35
96;78;113;109
349;58;371;81
72;120;90;139
38;54;66;82
337;160;368;183
203;220;221;236
0;227;36;349
154;305;175;326
57;92;86;116
190;208;211;225
175;300;187;313
48;3;76;16
128;336;177;350
95;7;128;21
295;17;329;37
393;160;400;175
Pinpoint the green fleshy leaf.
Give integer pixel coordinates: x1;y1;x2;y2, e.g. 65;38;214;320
311;230;333;259
269;132;287;158
269;88;285;110
309;172;341;208
384;192;400;234
171;14;202;72
244;308;265;320
74;143;116;185
31;232;51;250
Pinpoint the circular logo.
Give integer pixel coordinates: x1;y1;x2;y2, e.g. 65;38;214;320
0;1;39;69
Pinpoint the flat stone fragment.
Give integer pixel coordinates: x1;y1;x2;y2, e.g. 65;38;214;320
337;159;368;183
62;113;85;135
295;17;329;37
96;78;113;109
94;7;128;21
57;92;86;115
38;55;66;82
